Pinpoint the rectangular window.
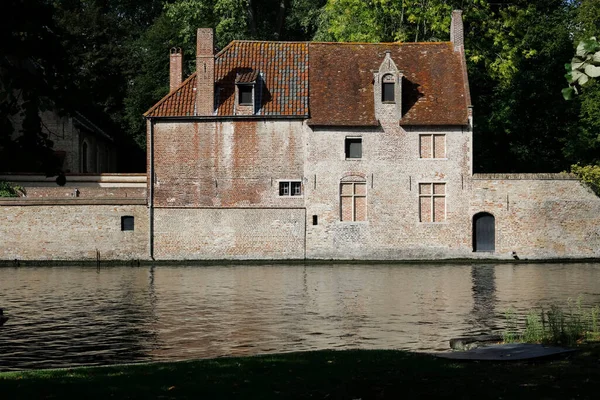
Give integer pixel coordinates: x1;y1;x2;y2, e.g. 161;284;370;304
382;82;395;102
279;181;302;197
345;138;362;159
121;216;135;231
239;85;253;105
419;183;446;223
340;182;367;222
419;134;446;159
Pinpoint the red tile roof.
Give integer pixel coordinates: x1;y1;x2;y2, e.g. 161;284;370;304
145;41;470;126
215;41;308;116
235;69;259;84
144;73;197;117
309;42;469;126
145;41;308;118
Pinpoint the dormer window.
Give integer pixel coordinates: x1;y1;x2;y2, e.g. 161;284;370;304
382;74;395;103
235;69;260;114
374;51;402;121
239;85;253;105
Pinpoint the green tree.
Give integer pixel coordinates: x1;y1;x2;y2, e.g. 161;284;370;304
0;0;72;173
471;1;580;172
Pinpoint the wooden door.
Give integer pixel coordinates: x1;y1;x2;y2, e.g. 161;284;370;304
474;213;495;252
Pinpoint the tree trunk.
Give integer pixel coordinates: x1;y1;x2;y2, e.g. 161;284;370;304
275;0;289;40
247;0;258;37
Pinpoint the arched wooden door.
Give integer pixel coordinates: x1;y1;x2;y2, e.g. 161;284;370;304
473;213;495;252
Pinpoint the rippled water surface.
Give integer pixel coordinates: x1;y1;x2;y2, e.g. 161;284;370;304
1;263;600;371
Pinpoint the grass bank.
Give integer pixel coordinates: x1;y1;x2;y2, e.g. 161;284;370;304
1;346;600;399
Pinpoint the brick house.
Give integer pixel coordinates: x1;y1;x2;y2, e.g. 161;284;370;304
6;109;117;174
143;11;600;261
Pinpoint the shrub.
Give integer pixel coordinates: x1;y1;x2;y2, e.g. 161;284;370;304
571;164;600;195
0;180;24;197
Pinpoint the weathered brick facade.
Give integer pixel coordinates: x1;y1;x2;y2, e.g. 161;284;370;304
470;175;600;259
138;11;600;261
0;175;148;261
0;203;148;261
1;11;599;262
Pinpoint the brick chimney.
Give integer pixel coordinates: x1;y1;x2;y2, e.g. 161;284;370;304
169;47;183;92
450;10;464;51
195;28;215;116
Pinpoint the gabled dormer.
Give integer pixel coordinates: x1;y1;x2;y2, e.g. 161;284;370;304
234;69;261;115
374;50;402;123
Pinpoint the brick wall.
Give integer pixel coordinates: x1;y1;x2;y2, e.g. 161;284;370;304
150;119;306;259
152;120;305;208
0;174;147;199
305;124;474;260
470;175;600;259
154;208;305;260
0;204;148;261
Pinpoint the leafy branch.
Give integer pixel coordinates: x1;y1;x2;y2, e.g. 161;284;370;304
563;37;600;100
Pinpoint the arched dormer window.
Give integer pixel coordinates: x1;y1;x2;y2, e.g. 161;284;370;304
382;74;395;103
374;50;402;120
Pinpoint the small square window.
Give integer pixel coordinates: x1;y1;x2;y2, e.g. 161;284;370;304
382;82;395;102
279;181;302;197
239;85;253;105
121;216;134;231
345;138;362;159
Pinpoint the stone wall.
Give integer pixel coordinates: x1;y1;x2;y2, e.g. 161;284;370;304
0;174;147;199
153;208;305;260
0;174;148;262
470;175;600;259
305;124;474;260
150;119;307;260
151;120;305;208
0;202;148;261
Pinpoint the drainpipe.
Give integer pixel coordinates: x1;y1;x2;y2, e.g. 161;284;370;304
148;117;155;260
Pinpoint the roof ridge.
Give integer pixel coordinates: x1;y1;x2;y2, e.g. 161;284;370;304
309;41;452;45
229;40;309;44
144;72;197;117
215;40;237;58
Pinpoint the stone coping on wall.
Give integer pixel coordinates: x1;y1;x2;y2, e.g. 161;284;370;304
472;173;577;180
2;257;599;267
0;198;147;206
0;174;147;188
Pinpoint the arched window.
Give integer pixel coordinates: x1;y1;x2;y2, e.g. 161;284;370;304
382;74;395;103
82;141;88;173
340;176;367;222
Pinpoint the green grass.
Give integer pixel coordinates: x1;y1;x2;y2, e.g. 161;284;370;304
2;346;600;399
503;298;600;346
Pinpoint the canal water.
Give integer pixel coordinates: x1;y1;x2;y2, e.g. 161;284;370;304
1;263;599;371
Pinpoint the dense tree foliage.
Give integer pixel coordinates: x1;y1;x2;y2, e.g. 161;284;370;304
1;0;598;172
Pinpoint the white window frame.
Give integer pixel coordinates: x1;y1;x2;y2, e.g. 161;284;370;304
278;180;302;197
418;182;447;223
345;136;363;160
418;134;447;160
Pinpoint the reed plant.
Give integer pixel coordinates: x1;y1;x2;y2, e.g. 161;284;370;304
503;297;600;346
